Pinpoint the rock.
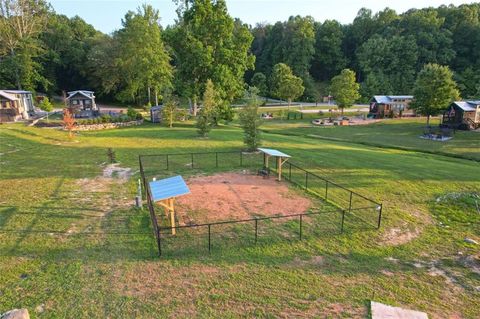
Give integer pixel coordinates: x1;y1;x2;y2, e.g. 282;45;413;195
0;309;30;319
19;274;28;279
34;304;44;314
464;238;479;245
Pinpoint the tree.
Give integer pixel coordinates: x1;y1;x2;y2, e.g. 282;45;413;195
38;96;53;122
168;0;254;117
114;4;172;104
239;87;262;151
196;79;218;137
411;63;460;125
251;72;267;97
330;69;360;115
0;0;50;90
161;95;180;128
62;108;76;138
270;63;304;108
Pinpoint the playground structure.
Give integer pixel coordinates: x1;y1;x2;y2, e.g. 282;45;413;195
139;149;383;257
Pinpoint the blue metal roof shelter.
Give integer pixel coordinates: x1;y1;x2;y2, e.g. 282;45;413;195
258;148;291;181
149;175;190;235
149;175;190;202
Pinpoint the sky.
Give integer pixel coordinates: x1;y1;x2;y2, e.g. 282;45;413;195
50;0;478;34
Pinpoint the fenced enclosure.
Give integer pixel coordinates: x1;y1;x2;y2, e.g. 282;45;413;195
139;150;383;257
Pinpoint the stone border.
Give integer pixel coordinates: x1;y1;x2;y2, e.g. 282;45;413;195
74;120;143;131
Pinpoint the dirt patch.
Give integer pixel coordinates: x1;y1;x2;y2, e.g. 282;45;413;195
102;163;132;179
175;172;312;224
286;256;324;268
382;223;421;246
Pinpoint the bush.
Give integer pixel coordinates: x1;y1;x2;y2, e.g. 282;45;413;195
136;113;143;120
127;107;137;118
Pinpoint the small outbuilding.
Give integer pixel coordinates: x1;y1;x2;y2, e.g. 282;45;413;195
150;105;163;123
66;90;98;118
369;95;414;118
442;101;480;130
0;90;35;122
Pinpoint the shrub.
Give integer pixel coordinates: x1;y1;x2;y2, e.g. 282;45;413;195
127;107;137;119
136;113;143;120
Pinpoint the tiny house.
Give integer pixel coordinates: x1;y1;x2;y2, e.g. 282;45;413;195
0;90;35;122
442;101;480;130
369;95;414;118
66;90;99;117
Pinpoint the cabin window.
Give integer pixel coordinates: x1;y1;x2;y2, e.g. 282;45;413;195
85;99;91;105
72;100;78;105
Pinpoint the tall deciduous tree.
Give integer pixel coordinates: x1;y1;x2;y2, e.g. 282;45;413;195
114;4;172;104
411;63;460;125
330;69;360;115
0;0;50;90
270;63;304;108
168;0;254;117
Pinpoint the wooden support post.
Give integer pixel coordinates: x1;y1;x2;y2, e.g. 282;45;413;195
170;198;176;235
277;156;282;181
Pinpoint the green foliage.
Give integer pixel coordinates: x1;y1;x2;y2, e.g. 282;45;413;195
239;88;262;151
196;79;218;137
250;72;267;97
38;97;53;112
411;63;460;124
114;5;172;104
161;95;180;128
330;69;360;114
167;0;254;105
270;63;304;106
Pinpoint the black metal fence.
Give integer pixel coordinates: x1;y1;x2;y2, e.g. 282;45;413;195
139;150;382;257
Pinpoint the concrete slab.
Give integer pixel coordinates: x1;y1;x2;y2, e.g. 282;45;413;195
371;301;428;319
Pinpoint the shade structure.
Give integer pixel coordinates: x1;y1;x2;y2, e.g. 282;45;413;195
258;148;291;181
149;175;190;235
149;175;190;202
258;148;291;158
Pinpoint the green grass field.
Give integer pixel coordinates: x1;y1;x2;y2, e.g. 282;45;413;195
0;119;479;318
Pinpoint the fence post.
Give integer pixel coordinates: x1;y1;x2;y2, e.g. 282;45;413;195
341;210;345;233
289;163;292;180
254;218;258;244
208;224;211;253
325;181;328;200
166;154;169;170
377;204;383;229
348;192;353;212
191;153;194;169
216;152;218;168
157;229;162;256
305;172;308;190
240;151;243;167
299;214;303;240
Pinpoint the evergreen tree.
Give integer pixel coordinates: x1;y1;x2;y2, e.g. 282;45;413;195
239;88;262;151
196;79;218;137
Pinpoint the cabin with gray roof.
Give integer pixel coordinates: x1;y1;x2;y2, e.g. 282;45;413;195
442;101;480;130
0;90;35;122
66;90;98;117
369;95;414;118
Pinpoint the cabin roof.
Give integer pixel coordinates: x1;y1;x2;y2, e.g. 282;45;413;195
452;101;480;112
0;90;19;101
4;90;32;94
67;90;95;100
373;95;413;104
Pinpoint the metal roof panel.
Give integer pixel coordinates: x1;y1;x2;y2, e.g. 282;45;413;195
258;148;291;158
149;175;190;202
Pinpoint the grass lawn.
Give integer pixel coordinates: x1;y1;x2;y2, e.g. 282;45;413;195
261;117;480;161
0;120;479;318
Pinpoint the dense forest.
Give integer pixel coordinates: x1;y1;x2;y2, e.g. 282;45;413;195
1;0;479;106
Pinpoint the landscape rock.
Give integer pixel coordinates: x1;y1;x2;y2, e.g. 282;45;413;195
464;238;478;245
0;309;30;319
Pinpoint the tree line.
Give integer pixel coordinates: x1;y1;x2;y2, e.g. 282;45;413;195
1;0;479;109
